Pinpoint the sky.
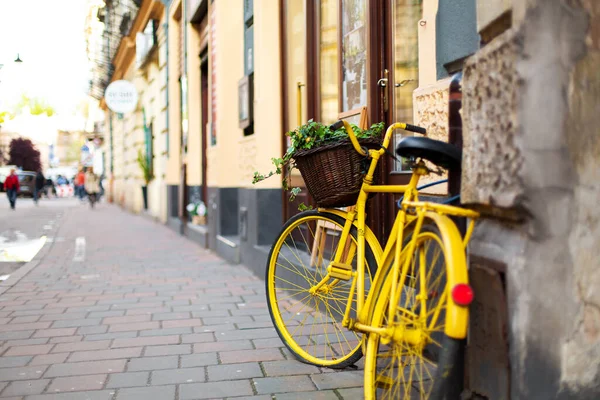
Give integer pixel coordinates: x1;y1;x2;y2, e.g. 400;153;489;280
0;0;91;117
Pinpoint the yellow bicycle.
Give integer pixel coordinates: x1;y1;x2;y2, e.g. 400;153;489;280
265;120;480;399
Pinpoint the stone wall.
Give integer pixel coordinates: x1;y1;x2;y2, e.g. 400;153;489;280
413;78;451;195
461;0;600;398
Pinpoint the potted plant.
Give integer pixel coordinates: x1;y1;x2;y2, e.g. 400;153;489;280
136;148;154;210
253;119;384;210
186;201;207;225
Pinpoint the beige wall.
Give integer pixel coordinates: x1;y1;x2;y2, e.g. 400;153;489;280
184;20;204;186
206;0;244;188
166;0;182;186
240;1;282;189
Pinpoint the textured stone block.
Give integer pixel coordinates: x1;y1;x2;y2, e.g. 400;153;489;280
461;28;525;216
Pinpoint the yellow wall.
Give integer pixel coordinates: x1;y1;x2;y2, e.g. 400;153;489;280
244;0;283;189
206;0;244;188
184;20;203;186
166;0;182;185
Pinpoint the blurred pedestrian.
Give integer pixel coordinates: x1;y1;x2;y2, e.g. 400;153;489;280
75;167;86;202
84;167;100;208
34;169;45;205
4;169;20;210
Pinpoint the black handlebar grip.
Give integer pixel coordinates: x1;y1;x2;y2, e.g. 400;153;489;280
405;124;427;135
329;120;344;131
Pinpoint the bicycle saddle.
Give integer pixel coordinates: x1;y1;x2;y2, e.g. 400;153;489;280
396;136;462;170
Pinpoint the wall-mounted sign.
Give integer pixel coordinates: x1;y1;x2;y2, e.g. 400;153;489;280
105;80;138;114
238;74;253;130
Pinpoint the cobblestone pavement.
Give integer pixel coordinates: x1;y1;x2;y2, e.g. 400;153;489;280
0;201;364;399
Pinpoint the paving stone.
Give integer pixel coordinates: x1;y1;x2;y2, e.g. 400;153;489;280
192;340;254;354
11;316;41;324
337;387;365;399
150;367;205;385
27;390;114;400
46;374;106;392
108;321;159;332
179;380;253;399
0;331;34;341
32;328;77;338
0;322;51;332
220;348;285;364
144;344;191;356
39;313;87;322
51;340;110;353
151;312;191;321
180;333;214;344
87;311;125;319
275;390;340;400
180;353;219;368
102;315;149;324
252;338;285;349
207;362;263;381
2;338;49;348
49;336;83;344
213;327;278;342
50;319;101;329
125;356;178;372
84;332;137;341
75;325;108;335
161;319;203;329
4;344;54;356
253;375;316;395
44;360;127;378
0;356;32;368
30;353;69;366
116;384;176;400
2;379;50;396
0;366;47;381
262;360;321;376
310;370;363;390
139;327;193;337
105;371;149;388
67;347;142;362
65;305;110;313
111;335;179;348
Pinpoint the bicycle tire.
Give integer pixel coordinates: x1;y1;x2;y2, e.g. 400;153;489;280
266;210;378;368
364;220;467;399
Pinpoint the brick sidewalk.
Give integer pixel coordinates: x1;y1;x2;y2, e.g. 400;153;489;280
0;202;363;399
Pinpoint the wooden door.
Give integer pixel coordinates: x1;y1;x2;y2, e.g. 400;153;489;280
370;0;422;239
200;51;209;204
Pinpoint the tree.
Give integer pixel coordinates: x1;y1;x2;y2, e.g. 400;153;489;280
8;138;41;172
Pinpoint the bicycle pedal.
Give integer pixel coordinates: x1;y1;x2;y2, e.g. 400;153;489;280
328;262;353;280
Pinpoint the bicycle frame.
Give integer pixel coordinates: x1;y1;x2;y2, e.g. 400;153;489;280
313;121;479;340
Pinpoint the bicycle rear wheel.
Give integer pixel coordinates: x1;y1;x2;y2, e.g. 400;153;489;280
364;221;468;399
266;210;377;368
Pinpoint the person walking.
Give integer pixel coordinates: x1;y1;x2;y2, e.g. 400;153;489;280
34;169;45;205
84;167;101;208
75;168;86;202
4;169;20;210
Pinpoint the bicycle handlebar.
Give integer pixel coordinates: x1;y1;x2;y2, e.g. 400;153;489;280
329;120;427;156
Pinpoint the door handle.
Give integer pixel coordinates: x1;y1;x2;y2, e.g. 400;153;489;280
395;79;415;88
378;69;389;112
297;81;305;125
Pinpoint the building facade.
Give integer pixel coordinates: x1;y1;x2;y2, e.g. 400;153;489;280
89;0;600;398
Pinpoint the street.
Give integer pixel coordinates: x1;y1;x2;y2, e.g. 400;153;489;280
0;194;69;277
0;196;363;399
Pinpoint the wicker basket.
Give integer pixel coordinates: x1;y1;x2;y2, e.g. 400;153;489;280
293;137;382;208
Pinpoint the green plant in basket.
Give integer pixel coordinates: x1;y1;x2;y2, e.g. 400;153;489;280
252;119;384;210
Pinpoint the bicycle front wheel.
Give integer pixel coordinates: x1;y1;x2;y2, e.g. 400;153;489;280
364;221;467;399
266;210;378;368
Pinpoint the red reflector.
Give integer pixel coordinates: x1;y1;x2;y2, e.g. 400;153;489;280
451;284;474;306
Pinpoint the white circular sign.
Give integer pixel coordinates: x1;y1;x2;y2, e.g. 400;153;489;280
105;80;138;113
